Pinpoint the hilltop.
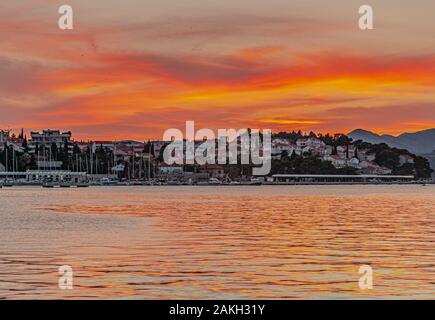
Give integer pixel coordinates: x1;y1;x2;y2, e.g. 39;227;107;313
348;128;435;154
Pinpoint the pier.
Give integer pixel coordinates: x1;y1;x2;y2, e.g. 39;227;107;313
0;170;87;184
271;174;416;184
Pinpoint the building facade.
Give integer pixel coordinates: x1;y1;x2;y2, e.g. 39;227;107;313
28;130;73;154
0;130;10;142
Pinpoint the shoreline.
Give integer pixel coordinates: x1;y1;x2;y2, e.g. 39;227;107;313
1;181;433;188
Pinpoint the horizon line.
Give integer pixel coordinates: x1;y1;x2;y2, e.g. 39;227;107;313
1;126;434;142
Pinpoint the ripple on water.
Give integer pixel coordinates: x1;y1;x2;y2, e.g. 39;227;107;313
0;185;434;299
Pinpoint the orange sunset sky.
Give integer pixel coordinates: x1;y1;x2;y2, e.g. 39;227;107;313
1;0;434;140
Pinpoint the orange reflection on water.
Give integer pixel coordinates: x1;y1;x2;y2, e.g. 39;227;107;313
0;185;434;299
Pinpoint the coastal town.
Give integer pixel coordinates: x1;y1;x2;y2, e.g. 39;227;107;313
0;128;432;186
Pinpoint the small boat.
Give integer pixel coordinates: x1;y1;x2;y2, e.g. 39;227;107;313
42;177;57;188
131;180;144;186
101;177;118;186
208;178;222;185
240;178;262;186
167;180;181;185
3;179;14;187
229;181;241;185
249;178;263;185
60;182;72;188
42;182;56;188
76;182;90;188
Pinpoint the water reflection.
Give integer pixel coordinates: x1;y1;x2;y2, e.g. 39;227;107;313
0;186;434;299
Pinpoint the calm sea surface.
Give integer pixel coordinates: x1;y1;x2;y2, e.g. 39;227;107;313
0;185;434;299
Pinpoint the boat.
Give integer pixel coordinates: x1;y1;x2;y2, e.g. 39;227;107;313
240;178;262;186
167;180;181;185
131;180;144;186
229;181;241;185
208;178;222;185
249;178;263;185
42;182;56;188
42;177;57;188
60;181;72;188
76;182;90;188
3;179;14;187
100;177;119;186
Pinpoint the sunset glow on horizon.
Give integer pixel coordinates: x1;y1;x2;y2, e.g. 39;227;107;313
1;0;435;140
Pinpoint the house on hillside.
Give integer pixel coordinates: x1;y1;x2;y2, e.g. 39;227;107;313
272;139;295;159
347;157;360;168
28;130;73;154
399;154;415;165
323;155;347;168
336;146;347;158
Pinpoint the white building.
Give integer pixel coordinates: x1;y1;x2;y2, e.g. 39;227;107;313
357;149;376;162
366;154;376;162
323;155;347;168
296;137;326;149
272;139;295;158
0;130;10;143
29;130;73;154
336;146;347;158
35;160;63;170
92;141;115;152
347;157;360;168
159;166;184;175
399;154;415;165
1;139;25;153
348;145;356;158
323;145;333;156
76;142;90;152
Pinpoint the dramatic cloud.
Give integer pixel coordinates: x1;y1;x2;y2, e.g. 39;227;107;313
1;1;435;139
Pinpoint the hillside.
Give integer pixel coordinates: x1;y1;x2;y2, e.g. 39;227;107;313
348;128;435;154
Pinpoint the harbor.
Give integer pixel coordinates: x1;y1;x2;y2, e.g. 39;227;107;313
1;129;433;189
0;170;430;187
1;184;435;299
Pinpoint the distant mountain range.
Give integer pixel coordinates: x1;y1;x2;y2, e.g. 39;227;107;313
348;128;435;155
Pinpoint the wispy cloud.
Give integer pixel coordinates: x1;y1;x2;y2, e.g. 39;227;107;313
1;1;435;138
